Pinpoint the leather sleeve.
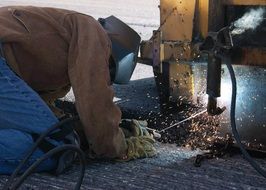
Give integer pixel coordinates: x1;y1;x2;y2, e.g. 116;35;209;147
64;13;127;158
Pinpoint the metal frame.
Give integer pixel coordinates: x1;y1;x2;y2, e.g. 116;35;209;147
140;0;266;105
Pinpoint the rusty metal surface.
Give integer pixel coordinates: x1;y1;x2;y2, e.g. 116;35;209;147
231;47;266;66
223;0;266;6
169;62;194;103
160;0;196;41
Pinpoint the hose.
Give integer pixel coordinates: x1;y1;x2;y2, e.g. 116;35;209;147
9;145;86;190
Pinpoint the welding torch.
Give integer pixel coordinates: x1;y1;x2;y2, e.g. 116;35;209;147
199;27;234;116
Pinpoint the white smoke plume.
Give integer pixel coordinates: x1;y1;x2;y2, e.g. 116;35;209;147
231;7;265;35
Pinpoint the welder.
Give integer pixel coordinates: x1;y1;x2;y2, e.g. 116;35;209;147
0;6;155;175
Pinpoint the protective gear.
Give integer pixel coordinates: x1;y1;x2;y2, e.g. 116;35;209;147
120;119;150;138
119;136;156;161
118;119;156;161
99;16;141;84
0;6;127;159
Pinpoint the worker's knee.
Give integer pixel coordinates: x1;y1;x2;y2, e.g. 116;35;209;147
0;129;56;175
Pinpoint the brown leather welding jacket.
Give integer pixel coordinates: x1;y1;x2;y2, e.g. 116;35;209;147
0;6;127;158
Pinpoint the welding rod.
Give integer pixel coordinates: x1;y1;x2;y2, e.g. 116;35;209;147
158;109;207;133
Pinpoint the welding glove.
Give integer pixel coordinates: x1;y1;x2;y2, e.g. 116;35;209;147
118;119;156;161
119;135;156;161
119;119;150;138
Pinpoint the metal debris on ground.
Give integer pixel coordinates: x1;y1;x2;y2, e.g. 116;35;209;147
55;100;264;163
120;102;223;151
194;134;234;167
55;99;223;151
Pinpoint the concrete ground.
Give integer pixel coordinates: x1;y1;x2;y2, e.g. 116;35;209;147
0;1;266;189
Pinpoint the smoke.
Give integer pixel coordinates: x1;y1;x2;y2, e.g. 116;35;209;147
231;7;265;35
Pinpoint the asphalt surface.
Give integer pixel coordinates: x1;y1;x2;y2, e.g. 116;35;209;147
0;1;266;189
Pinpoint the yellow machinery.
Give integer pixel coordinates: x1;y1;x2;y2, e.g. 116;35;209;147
139;0;266;151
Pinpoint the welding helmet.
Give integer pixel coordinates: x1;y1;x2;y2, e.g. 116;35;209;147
99;16;141;84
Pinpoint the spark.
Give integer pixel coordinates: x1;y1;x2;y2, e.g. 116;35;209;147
158;109;207;133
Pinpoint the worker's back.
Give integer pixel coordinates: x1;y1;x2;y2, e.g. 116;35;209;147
0;6;76;94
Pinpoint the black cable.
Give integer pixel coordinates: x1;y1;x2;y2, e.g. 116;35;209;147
9;145;86;190
3;116;84;189
222;55;266;178
4;116;79;188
